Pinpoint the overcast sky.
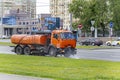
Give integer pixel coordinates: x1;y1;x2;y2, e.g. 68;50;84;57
36;0;50;14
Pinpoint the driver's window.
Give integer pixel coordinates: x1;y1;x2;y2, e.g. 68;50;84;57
53;34;58;39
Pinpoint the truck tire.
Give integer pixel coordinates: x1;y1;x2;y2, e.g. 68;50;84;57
64;48;76;57
49;47;57;57
23;46;31;55
15;45;23;55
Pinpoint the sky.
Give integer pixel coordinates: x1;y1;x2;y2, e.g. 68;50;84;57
36;0;50;14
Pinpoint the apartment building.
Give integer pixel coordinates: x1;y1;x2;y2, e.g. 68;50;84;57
0;0;36;37
0;0;36;18
50;0;72;30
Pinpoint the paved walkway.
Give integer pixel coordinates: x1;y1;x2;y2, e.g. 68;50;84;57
0;73;52;80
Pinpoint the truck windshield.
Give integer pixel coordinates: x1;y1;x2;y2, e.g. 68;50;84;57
60;32;75;39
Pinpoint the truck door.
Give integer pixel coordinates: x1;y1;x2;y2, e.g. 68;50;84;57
51;33;60;47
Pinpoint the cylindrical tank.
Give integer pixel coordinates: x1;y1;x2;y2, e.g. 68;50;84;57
11;34;48;45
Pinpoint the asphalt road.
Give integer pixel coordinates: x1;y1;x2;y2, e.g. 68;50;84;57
0;39;11;42
0;45;120;62
0;46;15;54
76;48;120;62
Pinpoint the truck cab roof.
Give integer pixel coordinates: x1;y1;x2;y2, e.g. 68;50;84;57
31;30;51;35
52;30;72;34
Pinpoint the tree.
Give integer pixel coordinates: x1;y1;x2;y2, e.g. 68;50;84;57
93;0;109;37
69;0;110;37
109;0;120;36
69;0;91;35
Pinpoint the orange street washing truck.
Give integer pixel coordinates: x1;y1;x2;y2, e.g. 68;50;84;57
11;30;77;57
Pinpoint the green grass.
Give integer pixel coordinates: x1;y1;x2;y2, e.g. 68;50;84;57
0;42;15;46
0;54;120;80
76;45;116;49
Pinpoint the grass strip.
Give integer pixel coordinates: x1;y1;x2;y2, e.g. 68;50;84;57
76;45;116;49
0;42;15;46
0;54;120;80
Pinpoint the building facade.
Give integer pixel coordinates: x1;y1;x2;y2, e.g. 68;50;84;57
50;0;72;30
0;0;36;37
0;0;36;18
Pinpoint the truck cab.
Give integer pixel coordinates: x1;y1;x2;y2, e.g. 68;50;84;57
48;30;77;57
51;30;76;48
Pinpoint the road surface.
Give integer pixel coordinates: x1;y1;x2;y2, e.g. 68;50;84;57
0;39;11;42
76;48;120;62
0;45;120;62
0;46;15;54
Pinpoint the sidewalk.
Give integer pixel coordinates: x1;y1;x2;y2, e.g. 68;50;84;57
0;73;52;80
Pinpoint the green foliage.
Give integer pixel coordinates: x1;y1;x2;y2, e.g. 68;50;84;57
109;0;120;31
69;0;120;37
0;54;120;80
72;22;79;30
69;0;91;33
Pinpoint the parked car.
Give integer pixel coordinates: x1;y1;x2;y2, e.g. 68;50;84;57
79;38;103;46
106;38;120;46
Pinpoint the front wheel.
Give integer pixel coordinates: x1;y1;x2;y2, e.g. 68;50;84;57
49;47;57;57
64;48;76;57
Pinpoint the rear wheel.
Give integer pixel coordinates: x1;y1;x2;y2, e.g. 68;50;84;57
15;45;23;55
23;46;31;55
49;47;57;57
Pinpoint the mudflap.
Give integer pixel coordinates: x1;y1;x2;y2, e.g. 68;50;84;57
64;47;76;57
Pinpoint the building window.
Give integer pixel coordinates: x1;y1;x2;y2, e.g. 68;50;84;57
23;22;25;25
32;22;34;24
26;22;29;25
19;22;21;25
